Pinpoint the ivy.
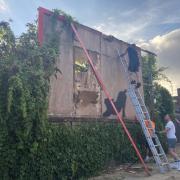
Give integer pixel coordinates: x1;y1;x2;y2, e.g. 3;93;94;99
0;20;60;179
52;9;77;26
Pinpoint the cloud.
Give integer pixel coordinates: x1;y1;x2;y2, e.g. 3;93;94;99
139;29;180;95
92;0;180;44
161;17;180;25
92;1;165;42
93;16;149;42
0;0;9;12
120;8;136;17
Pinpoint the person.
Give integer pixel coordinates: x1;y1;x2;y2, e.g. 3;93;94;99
144;119;156;162
160;114;179;161
120;44;141;88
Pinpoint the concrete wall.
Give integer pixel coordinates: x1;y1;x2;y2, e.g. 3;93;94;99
42;13;144;120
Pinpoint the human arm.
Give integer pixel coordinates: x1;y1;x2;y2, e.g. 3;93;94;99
159;128;170;134
175;118;180;125
159;121;174;134
159;124;171;134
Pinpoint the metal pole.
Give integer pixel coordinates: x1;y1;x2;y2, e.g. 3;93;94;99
71;23;150;176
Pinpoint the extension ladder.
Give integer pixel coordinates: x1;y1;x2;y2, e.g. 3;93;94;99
117;50;170;173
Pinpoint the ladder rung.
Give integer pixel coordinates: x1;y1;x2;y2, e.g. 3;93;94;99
154;144;160;147
161;163;169;166
158;153;165;156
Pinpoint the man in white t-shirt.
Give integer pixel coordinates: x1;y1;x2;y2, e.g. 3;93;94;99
161;114;179;161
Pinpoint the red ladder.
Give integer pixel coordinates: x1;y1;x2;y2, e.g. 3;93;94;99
71;23;150;175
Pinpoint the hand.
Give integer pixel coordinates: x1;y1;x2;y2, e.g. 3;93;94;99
175;119;180;125
159;130;166;134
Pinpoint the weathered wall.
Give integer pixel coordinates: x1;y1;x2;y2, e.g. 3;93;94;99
42;12;144;120
46;16;75;117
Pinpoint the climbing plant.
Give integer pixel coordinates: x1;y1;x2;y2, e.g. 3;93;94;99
0;9;78;179
0;18;61;178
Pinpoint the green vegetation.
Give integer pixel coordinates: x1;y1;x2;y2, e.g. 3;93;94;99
142;55;174;129
154;84;174;129
0;20;59;179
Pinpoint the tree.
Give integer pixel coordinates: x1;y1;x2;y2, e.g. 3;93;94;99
154;83;174;123
0;21;59;179
142;54;174;129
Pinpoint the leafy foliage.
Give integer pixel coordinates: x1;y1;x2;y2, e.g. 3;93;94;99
0;20;59;179
1;121;148;179
142;55;174;130
153;84;174;128
52;9;77;25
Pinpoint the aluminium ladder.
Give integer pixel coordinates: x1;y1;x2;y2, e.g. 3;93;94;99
117;50;170;173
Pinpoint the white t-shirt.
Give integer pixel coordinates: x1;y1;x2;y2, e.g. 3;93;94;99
165;121;176;139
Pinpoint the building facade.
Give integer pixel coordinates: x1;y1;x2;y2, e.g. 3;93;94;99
38;7;145;121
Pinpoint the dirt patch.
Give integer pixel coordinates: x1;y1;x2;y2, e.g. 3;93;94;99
90;165;180;180
90;144;180;180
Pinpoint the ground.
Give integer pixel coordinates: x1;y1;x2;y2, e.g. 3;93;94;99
90;144;180;180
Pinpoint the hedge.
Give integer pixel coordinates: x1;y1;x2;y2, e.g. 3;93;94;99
47;122;145;179
0;121;167;179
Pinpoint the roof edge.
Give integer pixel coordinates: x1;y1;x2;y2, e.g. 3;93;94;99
38;6;157;56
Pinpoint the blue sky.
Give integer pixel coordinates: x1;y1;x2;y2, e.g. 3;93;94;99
1;0;180;94
1;0;180;41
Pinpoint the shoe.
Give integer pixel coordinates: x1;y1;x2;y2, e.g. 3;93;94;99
131;80;136;85
144;156;150;162
136;82;141;89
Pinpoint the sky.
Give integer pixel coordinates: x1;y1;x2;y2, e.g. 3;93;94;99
0;0;180;95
